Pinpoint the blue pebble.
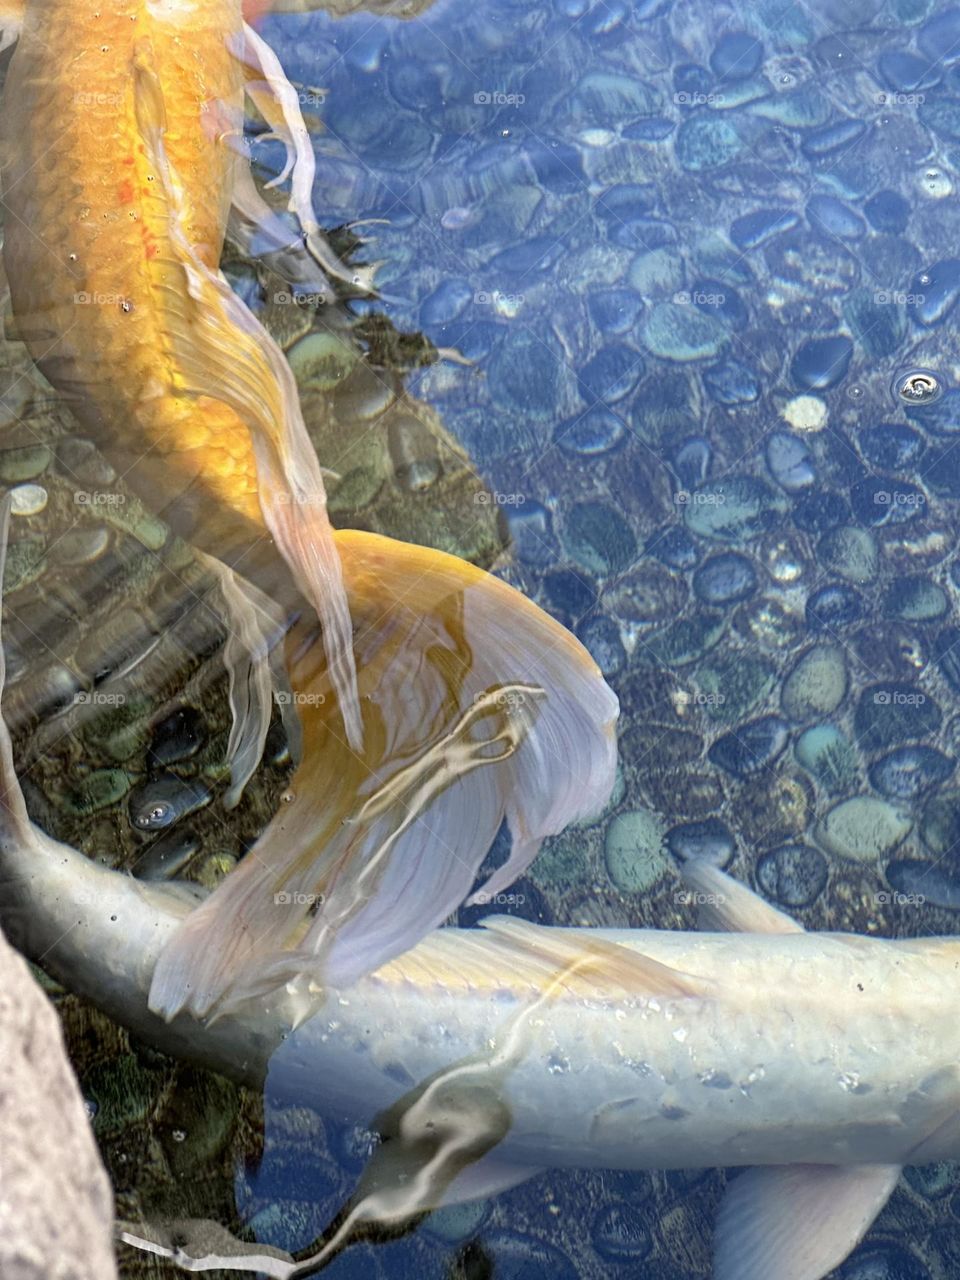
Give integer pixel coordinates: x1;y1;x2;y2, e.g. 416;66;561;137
556;406;626;456
858;422;924;469
486;236;564;277
878;51;941;93
588;287;643;336
909;259;960;327
576;614;626;676
709;716;789;778
800;119;866;159
609;217;676;252
919;8;960;64
710;32;763;81
906;387;960;434
433;321;502;361
542;569;599;619
666;817;735;864
850;476;928;526
790;335;853;390
691;279;748;326
756;845;828;907
595;184;657;223
692;552;758;604
584;0;628;35
647;526;700;570
507;501;557;567
674;63;713;95
864;189;910;234
671;436;712;489
888;861;960;912
730;207;799;250
419;278;474;327
766;432;816;492
577;345;645;405
806;583;864;630
622;117;675;141
793;490;849;534
869;746;954;800
525;138;587;193
703;359;760;404
806;194;865;240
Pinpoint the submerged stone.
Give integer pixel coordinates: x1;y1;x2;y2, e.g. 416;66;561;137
708;715;788;778
854;683;941;751
816;796;912;863
858;422;923;470
692;552;758;604
884;576;947;621
675;115;744;170
665;817;734;865
869;746;954;799
128;774;212;832
805;583;864;630
683;476;787;541
640;302;728;360
795;724;859;793
781;644;847;721
604;809;669;892
766;432;815;492
703;359;760;404
790;335;853;390
756;844;828;907
564;501;637;574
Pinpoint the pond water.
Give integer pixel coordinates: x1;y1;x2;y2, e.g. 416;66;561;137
4;0;960;1277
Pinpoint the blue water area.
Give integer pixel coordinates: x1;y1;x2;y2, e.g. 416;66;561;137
240;1;960;1277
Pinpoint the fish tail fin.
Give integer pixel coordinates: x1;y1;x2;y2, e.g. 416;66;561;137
132;48;362;752
148;531;618;1022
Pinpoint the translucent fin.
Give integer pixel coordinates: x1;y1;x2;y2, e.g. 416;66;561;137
232;23;377;294
715;1163;901;1280
132;47;362;752
0;1;22;54
195;552;291;808
227;164;336;300
681;862;805;935
148;531;619;1021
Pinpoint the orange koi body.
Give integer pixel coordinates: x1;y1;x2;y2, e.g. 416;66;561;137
1;1;620;1020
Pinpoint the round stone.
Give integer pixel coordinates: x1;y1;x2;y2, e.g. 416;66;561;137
884;576;947;621
869;746;954;800
795;724;859;793
818;526;878;583
710;31;763;79
692;552;758;604
9;484;47;516
665;817;734;865
781;645;847;721
683;476;787;542
555;406;626;456
604;809;669;892
640;302;728;361
816;797;912;863
766;432;815;491
806;583;864;631
287;330;358;390
564;502;637;575
781;394;827;432
854;684;941;752
790;335;853;390
708;716;789;778
756;844;828;907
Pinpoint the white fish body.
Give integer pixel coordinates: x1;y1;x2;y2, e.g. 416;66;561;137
3;749;959;1280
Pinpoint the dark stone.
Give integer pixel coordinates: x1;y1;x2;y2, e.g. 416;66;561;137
869;746;954;799
665;817;735;865
708;716;789;778
730;207;798;250
710;32;763;80
756;844;828;907
646;525;700;570
858;422;924;469
790;335;853;390
806;583;865;630
909;259;960;327
703;359;760;404
853;684;941;752
864;189;910;234
148;706;206;767
792;489;849;534
128;774;212;832
692;552;758;604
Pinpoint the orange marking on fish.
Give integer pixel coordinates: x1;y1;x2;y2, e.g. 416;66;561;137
117;178;134;204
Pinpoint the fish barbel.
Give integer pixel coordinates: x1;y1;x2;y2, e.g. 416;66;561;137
0;4;619;1020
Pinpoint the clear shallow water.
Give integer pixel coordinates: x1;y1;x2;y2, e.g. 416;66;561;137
7;0;960;1275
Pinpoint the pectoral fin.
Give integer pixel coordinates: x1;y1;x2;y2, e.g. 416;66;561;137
715;1163;901;1280
680;862;805;934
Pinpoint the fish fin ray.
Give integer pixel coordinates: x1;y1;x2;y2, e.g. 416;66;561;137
680;861;805;934
131;50;362;752
715;1163;901;1280
232;24;377;293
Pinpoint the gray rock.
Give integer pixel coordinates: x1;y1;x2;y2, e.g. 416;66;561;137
0;927;116;1280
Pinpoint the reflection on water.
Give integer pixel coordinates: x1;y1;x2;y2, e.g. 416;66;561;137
4;0;960;1276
